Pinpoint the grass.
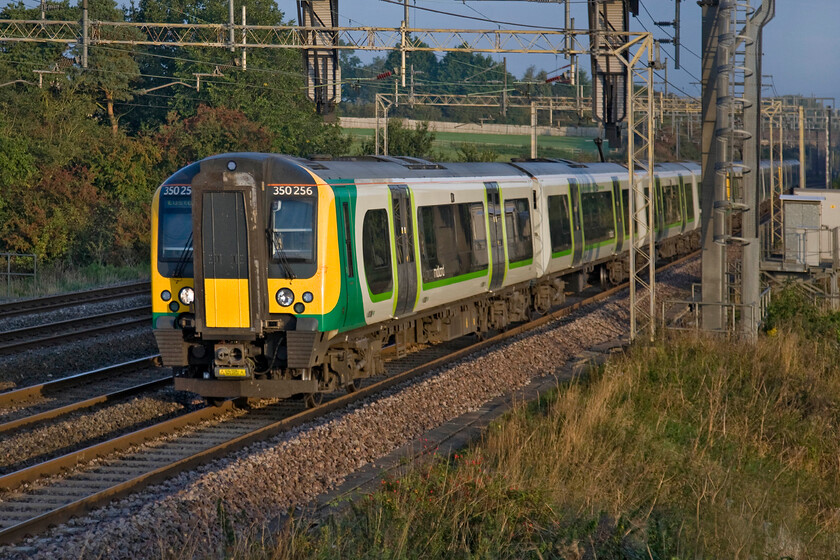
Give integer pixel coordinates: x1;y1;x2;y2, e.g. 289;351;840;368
344;128;606;162
238;289;840;559
0;261;149;302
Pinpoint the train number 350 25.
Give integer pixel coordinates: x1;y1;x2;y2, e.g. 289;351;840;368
273;186;314;196
162;186;191;196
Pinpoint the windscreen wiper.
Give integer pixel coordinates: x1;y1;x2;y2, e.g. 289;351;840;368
173;233;193;278
270;230;296;279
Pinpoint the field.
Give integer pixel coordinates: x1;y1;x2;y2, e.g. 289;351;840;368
345;128;607;162
261;288;840;559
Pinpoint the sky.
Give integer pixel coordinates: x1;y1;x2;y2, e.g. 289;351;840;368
311;0;840;104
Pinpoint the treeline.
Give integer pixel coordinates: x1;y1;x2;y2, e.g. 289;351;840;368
0;0;348;267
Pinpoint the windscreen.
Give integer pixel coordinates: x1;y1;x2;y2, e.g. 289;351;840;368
268;185;317;279
158;186;193;278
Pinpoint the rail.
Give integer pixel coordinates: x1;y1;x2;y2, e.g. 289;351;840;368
0;281;150;318
0;306;151;355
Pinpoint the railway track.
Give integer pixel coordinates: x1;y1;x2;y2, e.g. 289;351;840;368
0;252;697;545
0;282;150;320
0;306;151;356
0;356;165;433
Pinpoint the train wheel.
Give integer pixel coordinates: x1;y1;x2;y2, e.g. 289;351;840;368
304;392;323;408
345;378;362;393
206;397;226;407
233;397;252;409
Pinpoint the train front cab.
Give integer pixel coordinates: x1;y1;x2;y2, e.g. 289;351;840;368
151;164;199;368
172;154;346;400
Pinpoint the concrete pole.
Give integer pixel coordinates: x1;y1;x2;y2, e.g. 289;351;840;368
700;0;726;331
800;105;806;188
241;6;247;71
769;114;775;233
827;109;831;188
565;0;571;52
229;0;235;52
401;0;408;88
675;115;680;159
375;94;381;155
502;57;507;116
81;0;88;68
741;0;774;339
531;101;537;158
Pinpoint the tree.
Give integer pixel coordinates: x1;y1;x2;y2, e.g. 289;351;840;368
362;119;436;158
154;105;275;170
74;0;143;134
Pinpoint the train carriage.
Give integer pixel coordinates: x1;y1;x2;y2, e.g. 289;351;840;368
149;153;735;405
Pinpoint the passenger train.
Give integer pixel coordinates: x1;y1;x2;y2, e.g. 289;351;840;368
151;154;799;405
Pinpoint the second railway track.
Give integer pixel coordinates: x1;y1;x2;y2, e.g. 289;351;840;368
0;306;151;356
0;282;150;320
0;356;165;431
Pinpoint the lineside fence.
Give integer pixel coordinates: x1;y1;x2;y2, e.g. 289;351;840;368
0;253;38;299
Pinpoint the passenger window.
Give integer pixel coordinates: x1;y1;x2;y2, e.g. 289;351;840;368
547;194;573;256
418;202;488;284
362;209;393;296
504;198;533;264
581;190;615;246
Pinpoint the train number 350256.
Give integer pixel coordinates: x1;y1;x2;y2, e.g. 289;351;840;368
273;186;314;196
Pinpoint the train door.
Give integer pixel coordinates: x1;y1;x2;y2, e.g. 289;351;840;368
390;184;416;317
612;178;625;248
485;182;505;291
201;191;251;329
568;178;584;267
337;192;358;327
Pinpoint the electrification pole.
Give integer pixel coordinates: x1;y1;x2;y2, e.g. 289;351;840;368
741;0;774;338
800;105;806;187
700;0;725;331
81;0;88;68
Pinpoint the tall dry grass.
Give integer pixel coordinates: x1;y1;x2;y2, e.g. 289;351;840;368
0;261;148;301
240;326;840;559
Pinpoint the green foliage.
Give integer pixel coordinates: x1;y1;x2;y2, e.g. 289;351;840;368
361;120;437;158
764;285;840;340
155;105;273;169
456;142;498;162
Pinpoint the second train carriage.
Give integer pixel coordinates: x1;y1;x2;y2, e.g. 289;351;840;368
150;154;793;404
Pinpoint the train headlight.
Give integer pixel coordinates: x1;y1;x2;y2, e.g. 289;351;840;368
178;287;195;305
169;301;180;313
161;290;171;302
302;291;314;303
294;303;305;314
276;288;294;307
